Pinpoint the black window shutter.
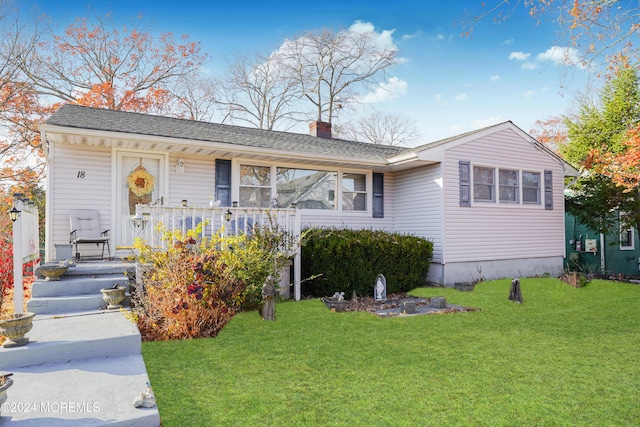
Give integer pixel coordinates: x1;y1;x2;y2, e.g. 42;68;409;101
215;159;231;207
372;172;384;218
459;161;471;207
544;170;553;210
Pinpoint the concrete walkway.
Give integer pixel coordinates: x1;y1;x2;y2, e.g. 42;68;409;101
0;261;160;426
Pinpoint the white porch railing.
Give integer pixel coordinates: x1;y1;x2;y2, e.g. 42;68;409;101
133;205;302;300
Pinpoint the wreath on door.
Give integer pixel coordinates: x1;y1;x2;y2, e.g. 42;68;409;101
128;161;155;214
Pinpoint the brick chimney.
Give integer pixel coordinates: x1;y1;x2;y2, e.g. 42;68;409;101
309;120;332;139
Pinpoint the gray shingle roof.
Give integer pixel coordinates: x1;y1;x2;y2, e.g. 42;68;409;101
45;104;406;161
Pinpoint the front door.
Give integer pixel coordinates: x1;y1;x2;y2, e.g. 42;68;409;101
116;151;166;249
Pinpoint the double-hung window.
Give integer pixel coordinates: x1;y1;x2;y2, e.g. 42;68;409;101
473;166;495;202
522;171;541;204
239;165;271;207
342;173;367;211
499;169;519;203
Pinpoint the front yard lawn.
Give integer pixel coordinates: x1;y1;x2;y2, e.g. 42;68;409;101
142;278;640;426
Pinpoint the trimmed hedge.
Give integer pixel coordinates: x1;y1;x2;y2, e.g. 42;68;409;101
301;228;433;297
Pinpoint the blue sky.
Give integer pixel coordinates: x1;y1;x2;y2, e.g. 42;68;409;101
35;0;591;144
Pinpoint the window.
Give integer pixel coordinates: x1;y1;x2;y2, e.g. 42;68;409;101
239;165;271;207
342;173;367;211
276;168;337;209
473;166;495;202
499;169;519;203
620;213;635;250
522;171;541;204
468;164;547;207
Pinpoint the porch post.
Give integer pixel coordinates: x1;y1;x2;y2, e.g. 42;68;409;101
294;251;301;301
12;198;24;314
293;209;301;301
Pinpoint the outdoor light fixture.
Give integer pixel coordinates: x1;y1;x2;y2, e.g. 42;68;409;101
176;158;185;174
291;202;297;209
232;201;238;208
9;206;20;222
225;209;232;222
132;212;145;229
181;199;188;207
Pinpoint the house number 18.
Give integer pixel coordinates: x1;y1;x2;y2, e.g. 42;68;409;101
77;171;85;178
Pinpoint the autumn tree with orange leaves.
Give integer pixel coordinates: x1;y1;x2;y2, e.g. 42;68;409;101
0;2;48;190
563;65;640;234
21;13;207;115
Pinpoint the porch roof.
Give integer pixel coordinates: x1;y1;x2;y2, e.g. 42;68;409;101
41;105;438;171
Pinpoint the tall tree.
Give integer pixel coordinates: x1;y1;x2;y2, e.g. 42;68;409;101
0;1;46;189
19;13;207;114
218;50;304;130
563;65;640;233
337;112;421;146
169;74;219;122
281;22;400;123
529;116;569;155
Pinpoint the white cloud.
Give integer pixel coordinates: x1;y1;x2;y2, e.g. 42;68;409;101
358;77;407;103
436;33;445;40
472;116;505;128
521;62;538;70
536;46;584;68
434;93;443;101
402;30;422;41
509;51;530;61
490;74;500;82
449;124;463;133
455;93;468;101
501;39;514;45
523;86;549;98
349;21;397;51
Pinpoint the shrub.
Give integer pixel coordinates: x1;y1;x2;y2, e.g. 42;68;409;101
133;229;246;341
133;218;304;341
301;228;433;297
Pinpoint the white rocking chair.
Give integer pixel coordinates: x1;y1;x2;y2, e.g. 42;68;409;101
69;209;110;260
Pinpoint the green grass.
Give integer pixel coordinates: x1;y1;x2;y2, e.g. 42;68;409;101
142;278;640;426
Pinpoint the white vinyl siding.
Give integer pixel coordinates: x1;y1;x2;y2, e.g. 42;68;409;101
394;165;443;263
168;154;215;207
49;144;112;259
443;128;565;264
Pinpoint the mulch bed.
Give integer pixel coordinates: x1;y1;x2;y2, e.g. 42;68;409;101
324;293;479;317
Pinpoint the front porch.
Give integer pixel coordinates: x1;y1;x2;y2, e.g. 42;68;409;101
132;205;303;300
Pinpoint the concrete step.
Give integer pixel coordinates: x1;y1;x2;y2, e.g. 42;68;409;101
27;293;131;315
32;275;126;298
0;311;140;371
0;354;160;426
64;261;136;277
